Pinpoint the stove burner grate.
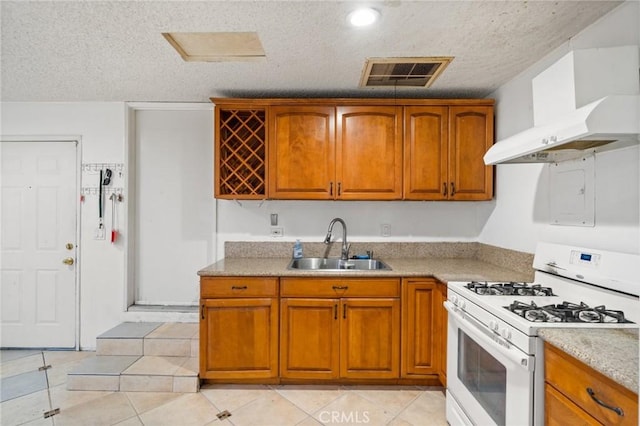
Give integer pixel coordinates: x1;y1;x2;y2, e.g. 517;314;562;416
466;281;555;297
505;300;633;323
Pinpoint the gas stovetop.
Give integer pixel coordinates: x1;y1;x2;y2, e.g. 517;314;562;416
505;300;632;324
465;281;555;296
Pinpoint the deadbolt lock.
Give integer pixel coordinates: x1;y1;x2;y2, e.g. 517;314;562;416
66;243;74;250
62;257;75;266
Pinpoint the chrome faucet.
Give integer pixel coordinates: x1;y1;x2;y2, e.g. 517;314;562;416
324;218;350;260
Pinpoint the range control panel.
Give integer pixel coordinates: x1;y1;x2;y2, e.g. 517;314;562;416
570;250;601;268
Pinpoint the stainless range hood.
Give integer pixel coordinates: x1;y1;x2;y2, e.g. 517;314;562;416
485;46;640;165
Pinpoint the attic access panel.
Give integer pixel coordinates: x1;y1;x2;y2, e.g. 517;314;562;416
162;32;265;62
360;57;453;88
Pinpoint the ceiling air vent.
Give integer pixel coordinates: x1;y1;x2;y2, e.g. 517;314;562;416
359;57;453;88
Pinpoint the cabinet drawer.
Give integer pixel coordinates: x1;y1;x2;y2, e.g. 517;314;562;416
545;342;638;426
200;277;278;297
281;278;399;297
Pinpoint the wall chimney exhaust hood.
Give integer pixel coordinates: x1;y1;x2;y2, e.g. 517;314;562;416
485;45;640;165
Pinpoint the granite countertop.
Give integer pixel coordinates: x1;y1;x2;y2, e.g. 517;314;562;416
539;328;639;393
197;256;533;284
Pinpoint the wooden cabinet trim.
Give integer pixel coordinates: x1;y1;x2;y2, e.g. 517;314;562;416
212;98;495;107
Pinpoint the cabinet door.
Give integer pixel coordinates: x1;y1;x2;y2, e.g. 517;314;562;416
340;298;400;379
401;279;441;377
280;298;340;379
448;106;494;200
200;298;278;379
269;106;336;199
336;106;403;200
545;384;601;426
403;106;449;200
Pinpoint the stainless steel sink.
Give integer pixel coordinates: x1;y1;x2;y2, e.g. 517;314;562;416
287;257;391;271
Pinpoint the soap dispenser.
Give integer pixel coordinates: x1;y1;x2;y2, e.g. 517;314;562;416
293;240;303;259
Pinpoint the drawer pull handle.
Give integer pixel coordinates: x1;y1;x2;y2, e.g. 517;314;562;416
231;286;248;290
586;388;624;416
332;286;348;290
443;183;447;196
201;304;205;320
334;304;338;320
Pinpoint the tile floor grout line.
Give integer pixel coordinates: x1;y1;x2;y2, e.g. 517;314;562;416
271;385;343;419
40;350;59;420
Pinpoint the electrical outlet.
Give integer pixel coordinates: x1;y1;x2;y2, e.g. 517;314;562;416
381;224;391;237
95;226;106;240
270;227;284;237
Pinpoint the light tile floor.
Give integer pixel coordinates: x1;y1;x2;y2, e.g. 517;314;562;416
1;349;447;426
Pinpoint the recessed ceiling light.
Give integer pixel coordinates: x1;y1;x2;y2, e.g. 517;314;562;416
347;8;380;27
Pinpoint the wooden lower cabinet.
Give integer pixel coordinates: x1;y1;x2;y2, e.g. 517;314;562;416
200;275;445;385
401;278;447;383
199;277;279;380
280;278;401;381
340;298;400;379
545;384;601;426
280;298;340;379
544;342;638;426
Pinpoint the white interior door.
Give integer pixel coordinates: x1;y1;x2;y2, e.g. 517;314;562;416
1;140;78;348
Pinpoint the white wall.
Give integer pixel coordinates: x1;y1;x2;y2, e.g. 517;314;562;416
134;108;214;305
216;199;495;257
1;102;127;349
480;1;640;255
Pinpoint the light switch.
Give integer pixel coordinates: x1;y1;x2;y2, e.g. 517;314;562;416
270;213;278;226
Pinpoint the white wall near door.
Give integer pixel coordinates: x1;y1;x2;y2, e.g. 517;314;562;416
133;107;214;306
1;102;127;349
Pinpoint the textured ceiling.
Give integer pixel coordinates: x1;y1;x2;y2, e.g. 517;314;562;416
0;1;622;102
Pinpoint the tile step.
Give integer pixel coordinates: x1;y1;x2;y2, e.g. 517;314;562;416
67;355;199;393
95;322;199;357
68;323;200;393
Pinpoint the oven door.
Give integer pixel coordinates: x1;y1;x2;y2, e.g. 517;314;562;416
445;301;534;426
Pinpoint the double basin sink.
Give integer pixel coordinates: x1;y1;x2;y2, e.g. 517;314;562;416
288;257;391;271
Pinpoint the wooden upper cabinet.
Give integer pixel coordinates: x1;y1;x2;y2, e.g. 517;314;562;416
448;106;494;200
269;106;335;199
213;98;493;201
214;104;268;199
404;105;494;201
336;106;403;200
404;106;449;200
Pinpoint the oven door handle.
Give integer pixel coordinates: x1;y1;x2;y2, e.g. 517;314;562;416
445;301;534;372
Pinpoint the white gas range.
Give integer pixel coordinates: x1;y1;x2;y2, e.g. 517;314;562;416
445;242;639;426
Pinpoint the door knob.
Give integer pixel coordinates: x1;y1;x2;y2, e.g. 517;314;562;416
62;257;75;266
